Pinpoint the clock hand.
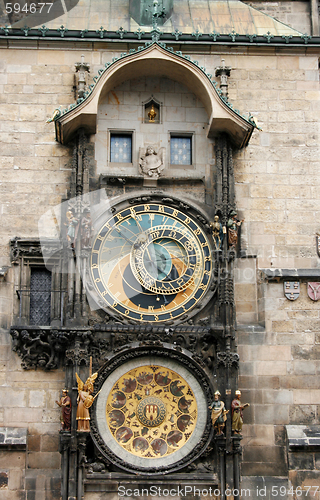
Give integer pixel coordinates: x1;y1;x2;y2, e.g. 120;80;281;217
115;228;136;245
131;214;145;235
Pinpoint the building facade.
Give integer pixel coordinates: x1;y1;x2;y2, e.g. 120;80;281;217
0;1;320;499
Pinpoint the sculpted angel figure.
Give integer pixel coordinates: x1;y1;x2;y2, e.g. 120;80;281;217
139;145;165;178
76;372;98;432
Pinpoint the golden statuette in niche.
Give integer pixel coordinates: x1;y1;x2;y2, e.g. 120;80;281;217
148;104;157;122
106;365;197;458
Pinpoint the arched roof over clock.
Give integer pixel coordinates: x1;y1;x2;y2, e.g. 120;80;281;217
54;43;255;148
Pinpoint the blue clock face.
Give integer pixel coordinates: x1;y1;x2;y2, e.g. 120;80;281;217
90;202;214;323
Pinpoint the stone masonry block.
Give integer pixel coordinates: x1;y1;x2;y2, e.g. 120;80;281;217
277;56;299;70
288;452;314;471
0;105;19;121
27;435;40;452
241;461;287;477
242;424;275;447
3;408;42;426
255;361;287;376
272;320;294;333
280;376;320;390
289;405;316;425
291;360;316;375
263;389;293;405
243;445;285;465
40;435;59;453
254;404;289;425
293;390;320;405
250;185;273;198
27;452;60;469
28;391;46;408
0;388;26;407
0;451;26;468
8;469;24;490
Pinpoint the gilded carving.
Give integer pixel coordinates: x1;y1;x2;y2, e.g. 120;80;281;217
105;365;197;458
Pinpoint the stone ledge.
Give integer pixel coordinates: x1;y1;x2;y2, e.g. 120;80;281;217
0;427;27;450
286;425;320;450
261;268;320;282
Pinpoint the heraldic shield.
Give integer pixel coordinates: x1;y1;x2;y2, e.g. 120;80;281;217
307;282;320;301
284;281;300;301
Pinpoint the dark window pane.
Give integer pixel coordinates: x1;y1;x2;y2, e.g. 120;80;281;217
30;268;51;326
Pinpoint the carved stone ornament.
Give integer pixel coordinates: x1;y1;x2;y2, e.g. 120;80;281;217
10;324;218;372
139;145;165;178
307;282;320;301
10;328;94;370
284;281;300;301
216;351;239;368
10;237;63;264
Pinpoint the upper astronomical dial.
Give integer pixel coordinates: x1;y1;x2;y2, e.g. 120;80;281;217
90;203;213;323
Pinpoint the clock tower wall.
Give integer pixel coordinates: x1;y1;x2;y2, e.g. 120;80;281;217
95;76;214;204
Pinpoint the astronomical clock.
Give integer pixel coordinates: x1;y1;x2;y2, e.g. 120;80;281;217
89;198;216;324
86;193;219;474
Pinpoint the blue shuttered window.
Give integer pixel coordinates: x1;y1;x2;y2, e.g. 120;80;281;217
170;137;192;165
110;134;132;163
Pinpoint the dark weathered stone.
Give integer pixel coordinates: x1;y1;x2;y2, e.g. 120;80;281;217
274;425;286;446
0;472;8;489
280;375;320;389
25;477;36;490
243;445;286;465
41;434;59;453
241;461;287;476
289;405;316;425
27;435;41;452
257;376;280;390
288;452;314;470
293;345;320;360
26;491;36;500
27;452;61;470
50;476;61;492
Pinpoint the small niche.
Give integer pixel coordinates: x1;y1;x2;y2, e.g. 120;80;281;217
143;97;161;124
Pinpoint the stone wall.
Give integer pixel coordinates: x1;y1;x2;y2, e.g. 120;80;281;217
0;45;82;500
230;50;320;483
0;328;64;499
0;41;319;497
